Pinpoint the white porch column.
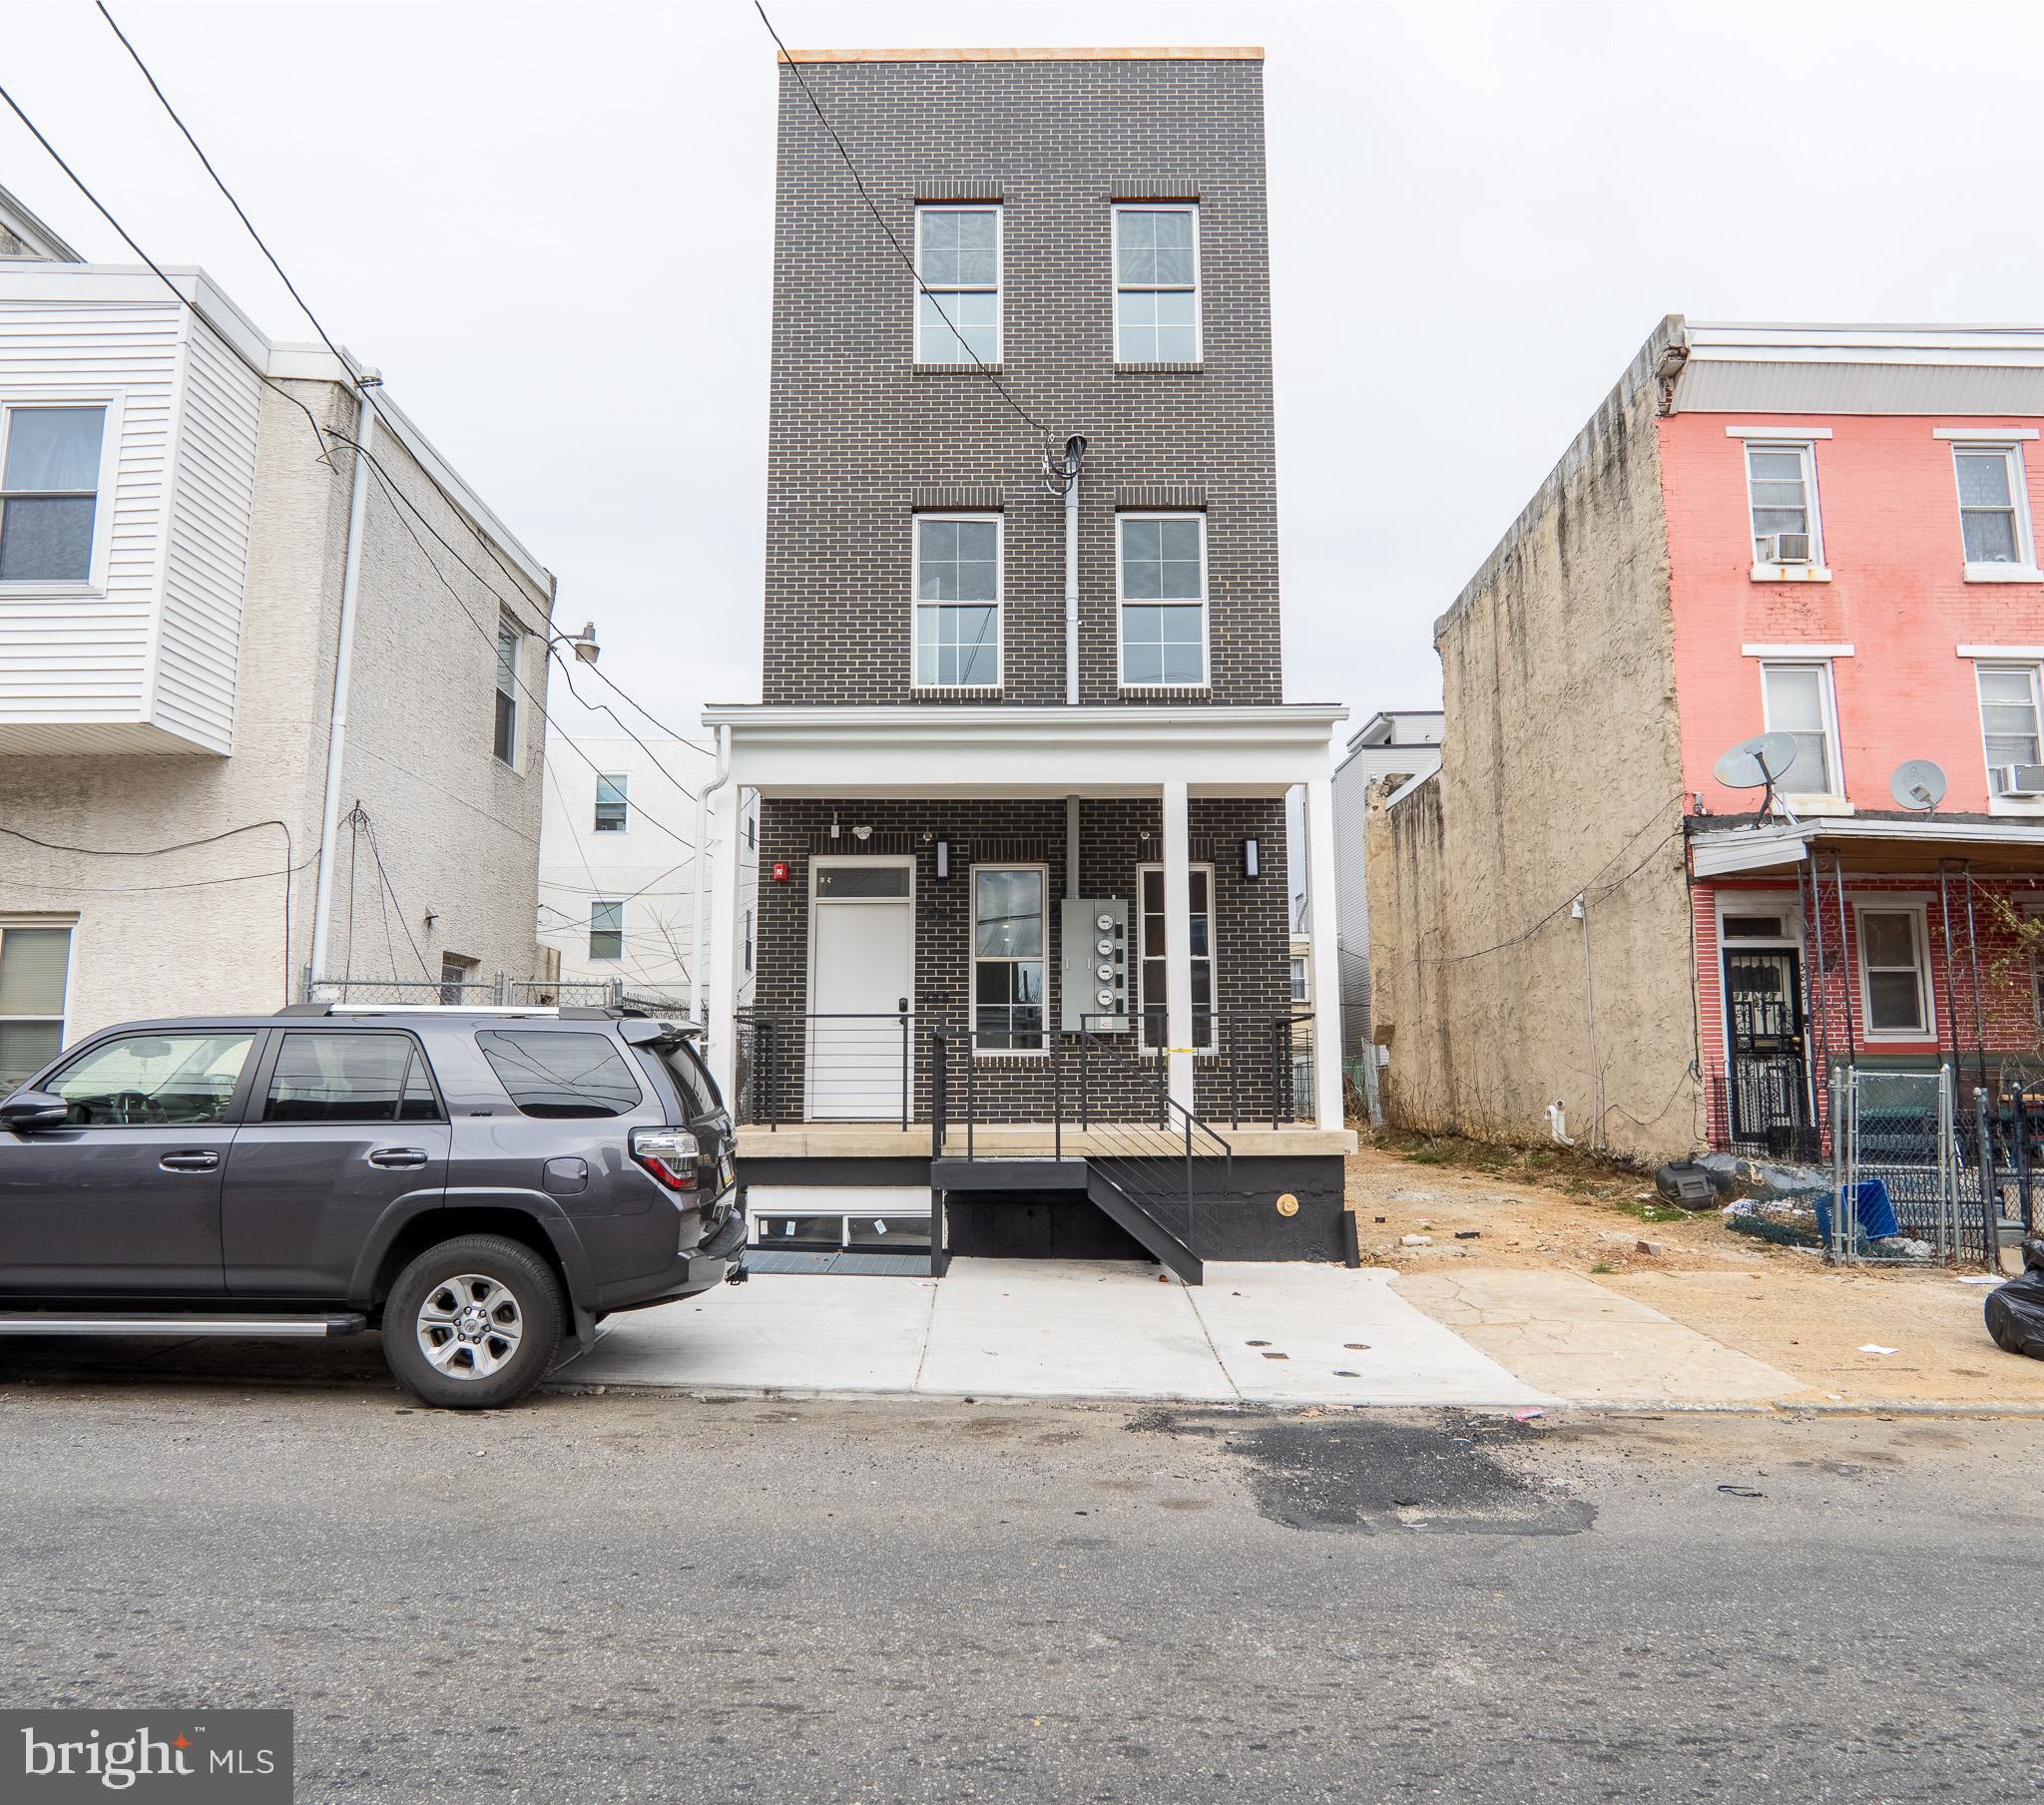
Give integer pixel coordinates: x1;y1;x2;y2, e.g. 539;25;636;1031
705;769;745;1104
1304;776;1344;1131
1161;779;1195;1111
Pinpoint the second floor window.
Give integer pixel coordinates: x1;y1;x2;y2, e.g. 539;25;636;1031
493;620;520;765
0;404;107;585
594;773;629;832
1114;205;1200;362
914;514;1000;687
915;206;1000;363
589;900;624;961
1978;664;2043;791
1953;444;2031;568
1760;661;1840;798
1745;442;1820;567
1119;514;1208;687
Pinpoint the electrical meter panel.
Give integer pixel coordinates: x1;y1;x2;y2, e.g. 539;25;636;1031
1060;897;1130;1034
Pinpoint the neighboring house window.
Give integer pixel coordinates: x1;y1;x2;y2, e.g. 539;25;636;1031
590;900;624;961
594;772;629;832
438;954;478;1005
493;619;520;765
1953;443;2031;567
1977;664;2044;793
1119;513;1208;687
747;811;757;852
1114;204;1200;362
1137;864;1216;1052
1760;661;1841;797
972;866;1045;1053
744;908;754;976
915;205;1000;363
1856;906;1930;1038
0;404;107;585
0;923;72;1090
1745;441;1821;566
914;514;1001;687
1289;955;1308;1004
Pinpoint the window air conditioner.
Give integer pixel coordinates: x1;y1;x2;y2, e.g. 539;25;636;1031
1757;532;1813;565
1993;763;2044;797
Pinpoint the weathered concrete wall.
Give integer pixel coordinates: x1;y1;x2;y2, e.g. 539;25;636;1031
1366;322;1701;1161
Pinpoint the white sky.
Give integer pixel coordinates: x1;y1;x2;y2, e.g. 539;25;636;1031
7;0;2044;745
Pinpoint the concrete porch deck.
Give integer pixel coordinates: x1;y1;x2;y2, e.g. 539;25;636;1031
736;1122;1359;1159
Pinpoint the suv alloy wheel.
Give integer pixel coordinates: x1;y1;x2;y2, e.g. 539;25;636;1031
382;1233;564;1409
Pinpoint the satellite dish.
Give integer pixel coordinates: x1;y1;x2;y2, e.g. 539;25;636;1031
1889;757;1947;813
1713;732;1799;790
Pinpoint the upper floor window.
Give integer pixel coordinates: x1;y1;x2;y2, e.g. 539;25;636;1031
589;900;624;961
914;513;1000;688
1114;205;1200;362
0;404;107;585
1759;661;1841;799
915;206;1000;364
0;922;72;1091
1289;955;1307;1004
493;619;520;765
1744;441;1822;569
1118;513;1208;688
594;772;628;832
1977;663;2043;794
1952;443;2034;571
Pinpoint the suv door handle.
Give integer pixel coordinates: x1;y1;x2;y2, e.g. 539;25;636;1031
368;1147;429;1168
159;1150;221;1172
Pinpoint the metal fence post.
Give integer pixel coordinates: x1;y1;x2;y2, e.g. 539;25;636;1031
1228;1017;1241;1131
492;970;506;1006
1053;1041;1062;1163
1975;1086;2002;1273
2013;1088;2035;1238
898;996;910;1133
1827;1068;1845;1263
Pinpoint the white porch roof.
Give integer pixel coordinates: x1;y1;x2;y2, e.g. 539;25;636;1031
701;702;1350;796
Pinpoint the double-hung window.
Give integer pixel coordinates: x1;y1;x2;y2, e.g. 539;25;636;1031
1977;663;2044;793
914;513;1000;687
1855;905;1930;1039
0;404;108;585
1760;661;1841;799
0;922;72;1090
589;900;624;962
1744;441;1822;569
594;772;629;832
1137;865;1216;1052
1951;442;2035;572
1289;955;1308;1005
915;206;1000;364
972;867;1045;1053
1114;205;1200;362
1118;513;1208;687
493;619;520;765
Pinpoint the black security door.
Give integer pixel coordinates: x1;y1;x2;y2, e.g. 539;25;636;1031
1726;948;1813;1152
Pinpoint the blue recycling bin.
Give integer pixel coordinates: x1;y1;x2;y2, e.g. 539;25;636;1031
1817;1176;1900;1245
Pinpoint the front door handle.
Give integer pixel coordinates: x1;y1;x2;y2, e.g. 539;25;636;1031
160;1150;220;1172
368;1147;429;1168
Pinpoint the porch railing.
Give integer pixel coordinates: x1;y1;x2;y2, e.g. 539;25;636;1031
735;1006;914;1131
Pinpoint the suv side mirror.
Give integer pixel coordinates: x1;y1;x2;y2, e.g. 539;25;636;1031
1;1091;69;1130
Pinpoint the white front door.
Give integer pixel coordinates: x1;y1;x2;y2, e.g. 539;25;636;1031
806;861;914;1121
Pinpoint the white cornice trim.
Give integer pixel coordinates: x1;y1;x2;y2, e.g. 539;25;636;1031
1725;424;1833;439
1934;425;2039;439
1958;645;2044;659
1743;643;1853;658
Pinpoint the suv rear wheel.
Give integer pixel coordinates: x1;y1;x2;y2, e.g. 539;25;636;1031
382;1234;563;1409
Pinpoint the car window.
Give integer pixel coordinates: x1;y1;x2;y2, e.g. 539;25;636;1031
475;1030;643;1119
263;1033;439;1125
47;1032;255;1127
656;1040;721;1120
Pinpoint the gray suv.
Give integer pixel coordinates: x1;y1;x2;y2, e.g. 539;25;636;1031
0;1005;745;1408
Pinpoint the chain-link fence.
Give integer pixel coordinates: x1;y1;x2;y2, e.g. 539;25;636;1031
306;974;633;1009
1829;1066;1998;1268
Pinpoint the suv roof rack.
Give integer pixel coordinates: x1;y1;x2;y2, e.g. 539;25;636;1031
274;1002;704;1037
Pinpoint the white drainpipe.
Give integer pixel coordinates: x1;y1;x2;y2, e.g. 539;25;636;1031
307;389;376;995
692;722;732;1024
1062;437;1083;704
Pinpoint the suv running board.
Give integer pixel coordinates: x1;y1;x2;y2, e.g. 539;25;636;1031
0;1312;367;1338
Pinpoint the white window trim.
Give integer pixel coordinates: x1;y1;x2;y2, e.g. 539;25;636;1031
0;917;76;1087
969;861;1050;1058
1111;203;1203;365
1135;860;1218;1055
1946;439;2043;582
1742;438;1830;582
1288;954;1308;1005
911;511;1003;691
1972;659;2044;816
493;616;522;769
1759;659;1850;814
914;204;1003;366
1116;511;1211;691
593;771;629;833
1852;899;1934;1043
0;394;126;597
589;898;625;962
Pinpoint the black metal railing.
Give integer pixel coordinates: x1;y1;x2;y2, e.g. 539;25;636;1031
1080;1008;1316;1130
735;1005;914;1130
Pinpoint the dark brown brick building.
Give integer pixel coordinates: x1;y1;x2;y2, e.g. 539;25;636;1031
702;47;1351;1273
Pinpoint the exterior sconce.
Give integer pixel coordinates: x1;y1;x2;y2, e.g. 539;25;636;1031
1242;836;1263;880
934;838;951;879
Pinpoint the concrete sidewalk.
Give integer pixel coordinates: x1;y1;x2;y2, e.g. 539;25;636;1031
556;1259;1552;1407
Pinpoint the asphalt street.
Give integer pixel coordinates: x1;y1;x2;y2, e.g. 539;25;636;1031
1;1340;2039;1803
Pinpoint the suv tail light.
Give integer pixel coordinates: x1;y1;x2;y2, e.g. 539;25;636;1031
631;1127;702;1192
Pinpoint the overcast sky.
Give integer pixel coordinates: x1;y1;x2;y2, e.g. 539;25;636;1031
8;0;2044;746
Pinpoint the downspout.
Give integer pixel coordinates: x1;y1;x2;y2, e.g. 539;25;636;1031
1574;892;1600;1151
307;388;376;995
1062;435;1085;705
692;722;732;1025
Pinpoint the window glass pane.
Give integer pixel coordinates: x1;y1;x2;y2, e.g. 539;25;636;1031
815;865;910;898
918;291;996;362
0;927;70;1016
495;621;518;694
1979;668;2035;705
1956;451;2012;507
1747;450;1805;484
590;900;623;959
477;1029;644;1119
1764;666;1823;730
400;1058;441;1122
49;1032;253;1126
974;868;1043;958
4;407;104;491
0;495;96;582
0;1020;61;1092
1860;912;1915;968
594;773;628;831
263;1033;413;1124
1867;971;1923;1032
1962;509;2019;564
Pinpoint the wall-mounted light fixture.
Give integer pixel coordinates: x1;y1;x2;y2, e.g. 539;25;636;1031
1242;835;1264;880
934;837;951;879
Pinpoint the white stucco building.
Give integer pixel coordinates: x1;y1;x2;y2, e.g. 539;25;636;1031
0;190;556;1086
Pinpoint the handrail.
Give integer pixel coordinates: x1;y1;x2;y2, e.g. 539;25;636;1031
733;1006;915;1130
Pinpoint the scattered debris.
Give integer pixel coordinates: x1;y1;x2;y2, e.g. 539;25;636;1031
1984;1242;2044;1359
1958;1275;2000;1286
1400;1234;1433;1247
1635;1239;1666;1258
1343;1343;1370;1352
1858;1344;1900;1356
1260;1351;1289;1361
1454;1229;1481;1240
1512;1408;1544;1423
1332;1370;1358;1378
1718;1485;1765;1499
1247;1339;1271;1347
